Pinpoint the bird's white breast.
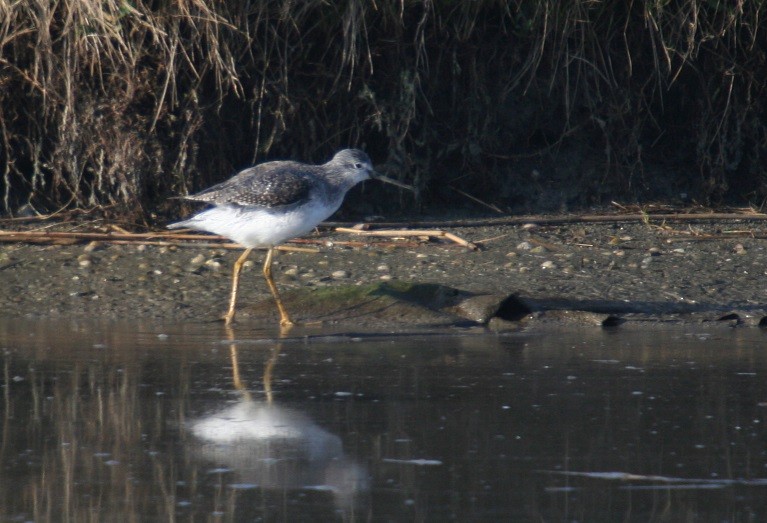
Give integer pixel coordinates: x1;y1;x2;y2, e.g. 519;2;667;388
185;197;343;248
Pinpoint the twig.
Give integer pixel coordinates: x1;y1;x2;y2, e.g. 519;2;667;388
324;211;767;229
448;186;505;214
0;229;426;251
526;236;565;252
665;234;767;242
334;227;478;250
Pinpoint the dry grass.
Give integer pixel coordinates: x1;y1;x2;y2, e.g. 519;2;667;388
0;1;765;218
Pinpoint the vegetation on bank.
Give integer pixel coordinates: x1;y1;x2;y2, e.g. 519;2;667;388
1;1;765;218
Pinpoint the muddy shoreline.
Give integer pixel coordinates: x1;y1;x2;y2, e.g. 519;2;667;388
2;214;767;328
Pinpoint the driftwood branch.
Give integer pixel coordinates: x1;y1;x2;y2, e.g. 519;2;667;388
334;227;478;250
324;211;767;229
0;225;474;250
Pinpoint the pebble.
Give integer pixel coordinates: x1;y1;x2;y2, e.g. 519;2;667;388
185;264;204;273
77;254;92;268
733;243;746;255
541;260;555;269
376;264;390;272
516;241;532;251
83;241;101;253
204;259;222;271
332;270;350;279
530;245;547;254
648;247;661;256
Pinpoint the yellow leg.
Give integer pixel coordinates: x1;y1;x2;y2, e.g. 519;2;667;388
223;247;253;325
262;344;282;405
262;247;294;327
225;325;250;397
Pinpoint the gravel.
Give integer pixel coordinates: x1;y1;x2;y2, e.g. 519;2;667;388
2;217;767;324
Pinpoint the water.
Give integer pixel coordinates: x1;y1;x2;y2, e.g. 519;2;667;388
1;320;767;521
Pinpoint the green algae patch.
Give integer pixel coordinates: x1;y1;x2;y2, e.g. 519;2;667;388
247;281;474;327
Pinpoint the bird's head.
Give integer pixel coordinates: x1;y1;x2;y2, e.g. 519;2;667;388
330;149;412;190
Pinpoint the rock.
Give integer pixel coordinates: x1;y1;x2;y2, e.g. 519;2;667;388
83;241;102;253
450;294;507;324
522;310;624;327
486;317;523;332
77;254;93;268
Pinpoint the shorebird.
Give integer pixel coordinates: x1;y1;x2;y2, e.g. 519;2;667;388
168;149;411;326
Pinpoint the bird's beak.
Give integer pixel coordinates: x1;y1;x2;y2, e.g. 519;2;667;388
371;171;414;191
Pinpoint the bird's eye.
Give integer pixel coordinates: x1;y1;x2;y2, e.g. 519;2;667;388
354;162;364;169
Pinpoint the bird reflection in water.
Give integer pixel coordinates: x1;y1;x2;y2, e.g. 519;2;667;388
188;327;369;517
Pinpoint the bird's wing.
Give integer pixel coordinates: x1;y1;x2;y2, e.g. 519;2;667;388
184;161;313;207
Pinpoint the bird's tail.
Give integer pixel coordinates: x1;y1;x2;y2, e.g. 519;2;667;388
167;219;192;230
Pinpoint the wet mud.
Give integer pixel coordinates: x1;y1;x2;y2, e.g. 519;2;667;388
1;216;767;328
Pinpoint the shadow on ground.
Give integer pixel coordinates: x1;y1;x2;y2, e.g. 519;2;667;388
243;281;767;330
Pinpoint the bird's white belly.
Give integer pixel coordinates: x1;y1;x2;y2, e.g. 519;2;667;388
187;199;341;248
